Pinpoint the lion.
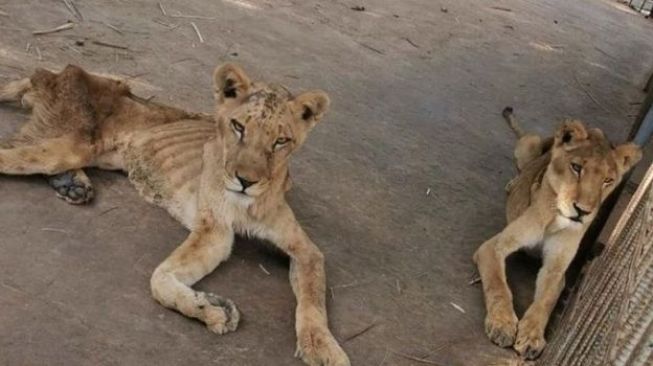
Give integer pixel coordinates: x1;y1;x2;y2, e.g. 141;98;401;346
473;107;642;359
0;64;350;366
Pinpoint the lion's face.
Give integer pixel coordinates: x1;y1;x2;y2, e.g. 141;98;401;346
211;64;329;199
547;120;641;225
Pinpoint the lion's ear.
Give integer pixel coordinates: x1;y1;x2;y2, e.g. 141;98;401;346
614;143;642;174
555;119;588;148
292;90;330;126
213;63;251;103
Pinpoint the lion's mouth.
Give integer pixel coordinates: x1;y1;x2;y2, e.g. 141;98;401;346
226;187;248;195
558;209;583;224
569;215;583;223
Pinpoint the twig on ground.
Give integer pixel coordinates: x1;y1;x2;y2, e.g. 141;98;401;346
403;37;420;48
358;42;384;55
169;13;216;20
330;278;376;290
594;46;615;59
64;44;82;55
152;19;178;29
330;277;376;298
25;42;31;53
378;350;389;366
392;351;443;365
158;2;167;16
468;275;481;285
395;278;402;294
0;9;8;16
41;227;68;234
102;22;123;35
190;22;204;43
33;22;74;35
572;73;611;114
450;302;466;314
35;46;42;61
99;206;120;216
468;269;481;285
258;263;270;275
92;40;129;50
344;322;378;342
490;6;512;12
63;0;83;21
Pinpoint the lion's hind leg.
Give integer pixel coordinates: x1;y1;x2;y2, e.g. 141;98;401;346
1;66;114;203
514;134;544;171
47;169;94;204
0;78;32;105
0;134;96;204
0;135;93;175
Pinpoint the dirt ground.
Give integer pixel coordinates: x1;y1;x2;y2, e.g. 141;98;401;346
1;1;652;365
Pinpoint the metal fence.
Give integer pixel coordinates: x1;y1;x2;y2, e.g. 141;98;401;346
628;0;653;15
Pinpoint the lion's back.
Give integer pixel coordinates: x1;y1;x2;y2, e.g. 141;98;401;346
505;152;550;223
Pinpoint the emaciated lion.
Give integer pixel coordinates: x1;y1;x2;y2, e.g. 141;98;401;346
0;64;349;366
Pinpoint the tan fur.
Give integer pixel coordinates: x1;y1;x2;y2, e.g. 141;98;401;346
473;107;642;359
0;64;349;366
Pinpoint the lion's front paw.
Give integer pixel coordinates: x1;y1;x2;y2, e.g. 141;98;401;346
295;327;350;366
201;292;240;335
514;318;546;360
485;309;518;347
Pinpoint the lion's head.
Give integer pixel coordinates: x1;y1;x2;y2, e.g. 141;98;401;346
547;120;641;225
210;63;329;199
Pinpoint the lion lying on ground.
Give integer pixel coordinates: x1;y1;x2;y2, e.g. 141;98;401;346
473;107;641;359
0;64;349;366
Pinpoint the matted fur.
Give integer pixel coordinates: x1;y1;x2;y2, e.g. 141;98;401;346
0;64;349;366
473;107;642;360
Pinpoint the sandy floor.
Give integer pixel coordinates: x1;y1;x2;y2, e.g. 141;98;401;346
1;0;652;365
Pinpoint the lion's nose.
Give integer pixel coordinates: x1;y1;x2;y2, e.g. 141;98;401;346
573;203;591;217
236;174;258;190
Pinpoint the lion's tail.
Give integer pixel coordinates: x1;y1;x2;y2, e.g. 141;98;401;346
502;106;525;138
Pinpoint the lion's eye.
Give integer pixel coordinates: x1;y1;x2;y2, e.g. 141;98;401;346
274;137;290;149
570;163;582;175
231;119;244;138
604;178;614;186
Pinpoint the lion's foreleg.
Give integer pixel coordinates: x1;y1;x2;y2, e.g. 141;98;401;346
150;213;239;334
262;204;350;366
473;212;543;348
514;230;581;360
